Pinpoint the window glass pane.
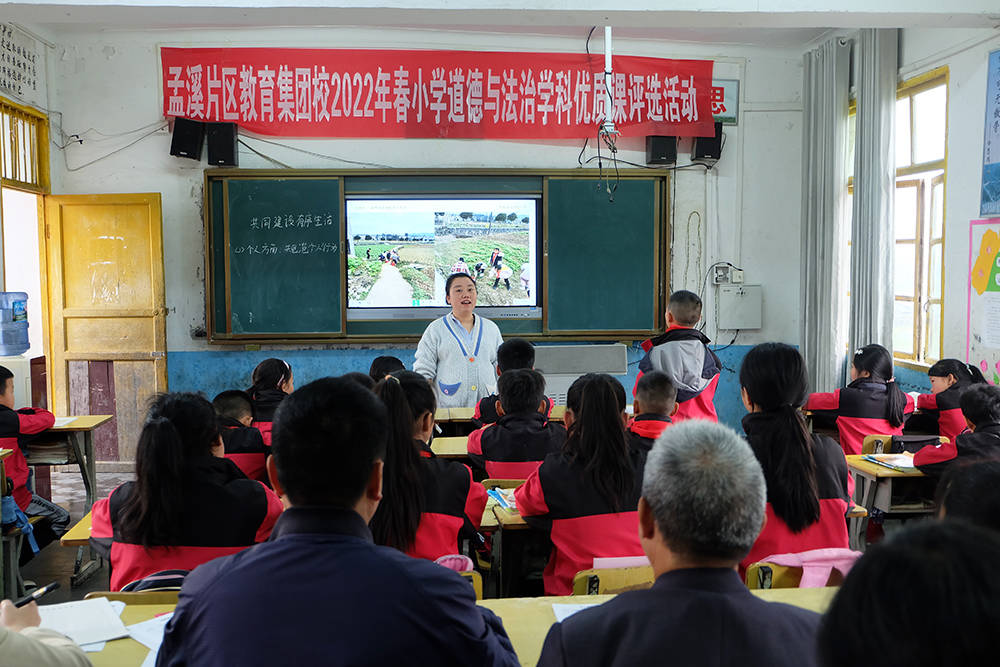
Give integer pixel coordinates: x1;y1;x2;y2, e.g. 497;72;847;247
896;98;912;168
929;243;942;299
912;85;946;164
894;243;916;297
894;185;918;240
930;179;944;239
925;302;941;361
894;300;915;355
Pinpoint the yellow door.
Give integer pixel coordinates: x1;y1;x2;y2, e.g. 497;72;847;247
42;194;166;461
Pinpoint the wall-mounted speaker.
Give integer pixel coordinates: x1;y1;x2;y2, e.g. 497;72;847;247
206;122;239;167
645;135;677;166
169;117;205;160
692;122;724;164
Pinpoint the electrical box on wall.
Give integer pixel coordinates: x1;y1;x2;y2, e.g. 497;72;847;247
718;285;762;330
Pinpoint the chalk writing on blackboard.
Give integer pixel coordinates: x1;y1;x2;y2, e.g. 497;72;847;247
233;242;338;255
249;214;336;229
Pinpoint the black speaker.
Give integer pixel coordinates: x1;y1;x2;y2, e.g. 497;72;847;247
169;117;205;160
645;135;677;166
206;122;239;167
692;122;724;163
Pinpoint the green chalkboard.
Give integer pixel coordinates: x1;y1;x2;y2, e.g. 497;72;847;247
225;178;343;334
546;178;661;332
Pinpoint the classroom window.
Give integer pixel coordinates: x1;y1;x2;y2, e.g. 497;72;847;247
0;97;49;194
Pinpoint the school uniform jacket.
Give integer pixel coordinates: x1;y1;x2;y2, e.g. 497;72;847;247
0;404;55;510
805;380;915;456
249;388;285;446
627;414;672;457
740;413;850;572
914;422;1000;475
467;411;567;478
218;417;269;483
409;441;489;561
474;393;553;426
536;568;820;667
636;327;721;422
414;314;503;409
156;506;520;667
515;449;645;596
90;455;283;591
910;384;970;445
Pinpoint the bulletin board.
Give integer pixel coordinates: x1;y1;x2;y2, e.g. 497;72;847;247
967;219;1000;383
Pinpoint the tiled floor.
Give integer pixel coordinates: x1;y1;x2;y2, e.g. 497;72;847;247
18;470;134;603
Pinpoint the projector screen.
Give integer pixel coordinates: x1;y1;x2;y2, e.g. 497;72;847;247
345;197;540;319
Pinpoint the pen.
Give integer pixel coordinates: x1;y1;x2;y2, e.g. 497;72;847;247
13;581;60;608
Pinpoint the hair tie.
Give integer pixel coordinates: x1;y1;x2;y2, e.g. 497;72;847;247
854;348;865;356
386;374;401;384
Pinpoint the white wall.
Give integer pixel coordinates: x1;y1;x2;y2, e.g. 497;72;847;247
45;26;806;352
899;28;1000;359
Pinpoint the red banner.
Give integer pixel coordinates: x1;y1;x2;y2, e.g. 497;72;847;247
160;47;715;139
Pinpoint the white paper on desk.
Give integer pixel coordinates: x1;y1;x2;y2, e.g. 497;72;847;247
79;600;126;652
38;598;129;645
127;612;174;650
141;648;159;667
552;603;600;623
52;417;77;427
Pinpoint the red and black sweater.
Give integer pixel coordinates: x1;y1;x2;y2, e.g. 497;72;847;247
408;441;489;561
0;404;55;510
908;384;970;445
805;380;915;456
627;414;672;457
914;422;1000;475
515;450;645;596
467;411;566;478
740;413;850;573
90;455;283;591
249;388;286;446
474;394;553;426
219;416;269;484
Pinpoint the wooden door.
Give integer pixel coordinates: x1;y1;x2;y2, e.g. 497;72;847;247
42;194;166;461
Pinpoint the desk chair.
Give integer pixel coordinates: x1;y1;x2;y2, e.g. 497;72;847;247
863;434;947;455
85;590;180;605
571;566;655;595
746;549;861;590
1;516;43;598
458;570;483;600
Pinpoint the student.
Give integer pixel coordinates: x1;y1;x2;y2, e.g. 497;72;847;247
474;337;553;425
914;384;1000;475
212;390;269;483
0;599;90;666
90;393;282;591
515;373;645;596
0;365;69;564
368;355;405;381
370;371;488;561
805;344;914;457
520;265;531;297
738;343;850;573
907;358;987;444
935;458;1000;534
493;263;513;290
341;371;375;391
818;521;1000;667
246;358;293;446
628;370;677;457
635;290;721;422
468;369;566;478
450;256;470;276
157;377;519;666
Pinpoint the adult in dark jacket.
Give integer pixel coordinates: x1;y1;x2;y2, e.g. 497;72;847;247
537;420;821;667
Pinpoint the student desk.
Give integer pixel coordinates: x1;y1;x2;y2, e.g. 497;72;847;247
91;588;837;667
846;455;935;551
60;511;92;547
437;406;568;423
430;435;470;459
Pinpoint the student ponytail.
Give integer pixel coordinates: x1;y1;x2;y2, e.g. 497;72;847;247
853;344;906;428
118;393;219;548
928;358;988;386
564;373;632;512
740;343;820;533
370;371;430;553
247;358;293;398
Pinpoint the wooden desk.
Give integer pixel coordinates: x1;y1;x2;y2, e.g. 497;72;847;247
60;511;92;547
430;435;470;459
846;455;934;551
89;603;175;666
437;406;568;423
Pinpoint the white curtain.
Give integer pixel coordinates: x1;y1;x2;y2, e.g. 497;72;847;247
849;28;898;355
800;38;852;392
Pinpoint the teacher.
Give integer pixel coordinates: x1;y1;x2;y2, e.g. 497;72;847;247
414;272;503;408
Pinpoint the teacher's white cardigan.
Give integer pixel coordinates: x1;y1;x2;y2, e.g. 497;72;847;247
414;314;503;409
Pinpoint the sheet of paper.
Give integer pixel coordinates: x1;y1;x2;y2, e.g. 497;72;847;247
79;601;126;652
551;603;599;623
127;612;174;650
140;648;159;667
52;416;77;427
38;598;129;645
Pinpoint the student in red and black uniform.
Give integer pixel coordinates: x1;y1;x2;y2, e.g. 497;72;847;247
370;371;488;561
212;390;269;484
468;369;566;478
474;338;552;425
368;356;404;382
515;373;645;596
914;384;1000;475
738;344;849;574
90;393;282;591
628;371;677;458
906;359;987;444
805;344;914;457
247;358;293;446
